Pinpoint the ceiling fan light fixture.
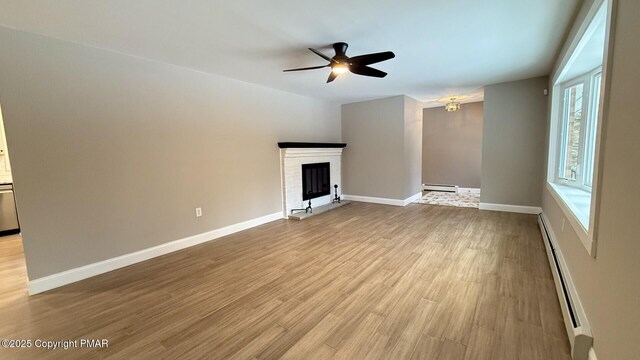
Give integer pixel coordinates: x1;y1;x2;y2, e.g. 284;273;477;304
331;63;349;74
282;43;395;83
445;98;461;112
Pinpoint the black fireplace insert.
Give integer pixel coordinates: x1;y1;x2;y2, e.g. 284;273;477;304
302;162;330;200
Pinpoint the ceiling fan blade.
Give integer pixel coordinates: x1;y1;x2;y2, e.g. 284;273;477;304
327;72;339;83
309;48;337;63
349;65;387;78
283;64;330;72
349;51;395;66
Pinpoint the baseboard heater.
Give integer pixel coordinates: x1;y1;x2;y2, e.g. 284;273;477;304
422;183;458;192
538;214;593;360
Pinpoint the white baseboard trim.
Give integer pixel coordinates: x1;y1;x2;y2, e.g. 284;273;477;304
403;192;423;206
342;194;403;206
457;187;481;194
343;192;422;207
479;202;542;214
27;211;284;295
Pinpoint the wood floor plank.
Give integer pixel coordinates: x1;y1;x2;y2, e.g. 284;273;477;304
464;325;495;360
491;317;521;360
444;280;482;345
473;274;500;330
279;314;341;360
411;334;443;360
544;334;573;360
517;271;543;327
438;339;468;360
384;298;437;359
520;323;548;360
227;325;287;360
0;203;572;359
423;301;454;340
332;312;384;360
394;298;438;347
536;278;569;341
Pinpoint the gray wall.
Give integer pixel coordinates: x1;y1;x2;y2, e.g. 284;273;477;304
0;27;341;279
342;96;405;199
542;0;640;359
342;95;422;200
422;102;483;188
481;77;548;206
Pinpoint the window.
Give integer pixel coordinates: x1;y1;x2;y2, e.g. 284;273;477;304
547;0;610;256
556;69;602;191
559;82;584;183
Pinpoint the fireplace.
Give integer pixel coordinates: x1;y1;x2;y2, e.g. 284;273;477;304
302;162;330;200
278;142;345;217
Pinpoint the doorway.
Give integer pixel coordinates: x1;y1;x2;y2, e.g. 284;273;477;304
418;101;484;208
0;101;27;298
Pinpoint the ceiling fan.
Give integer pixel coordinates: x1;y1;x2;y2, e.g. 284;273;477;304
283;42;395;83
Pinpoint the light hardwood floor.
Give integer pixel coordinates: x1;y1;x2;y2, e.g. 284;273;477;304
0;203;571;359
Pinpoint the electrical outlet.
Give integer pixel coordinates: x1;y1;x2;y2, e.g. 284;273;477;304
195;207;202;218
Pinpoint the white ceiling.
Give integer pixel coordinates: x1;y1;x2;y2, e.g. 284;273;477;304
0;0;580;106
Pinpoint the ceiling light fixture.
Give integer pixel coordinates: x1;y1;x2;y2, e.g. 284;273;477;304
444;98;461;112
283;42;395;83
331;63;349;74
